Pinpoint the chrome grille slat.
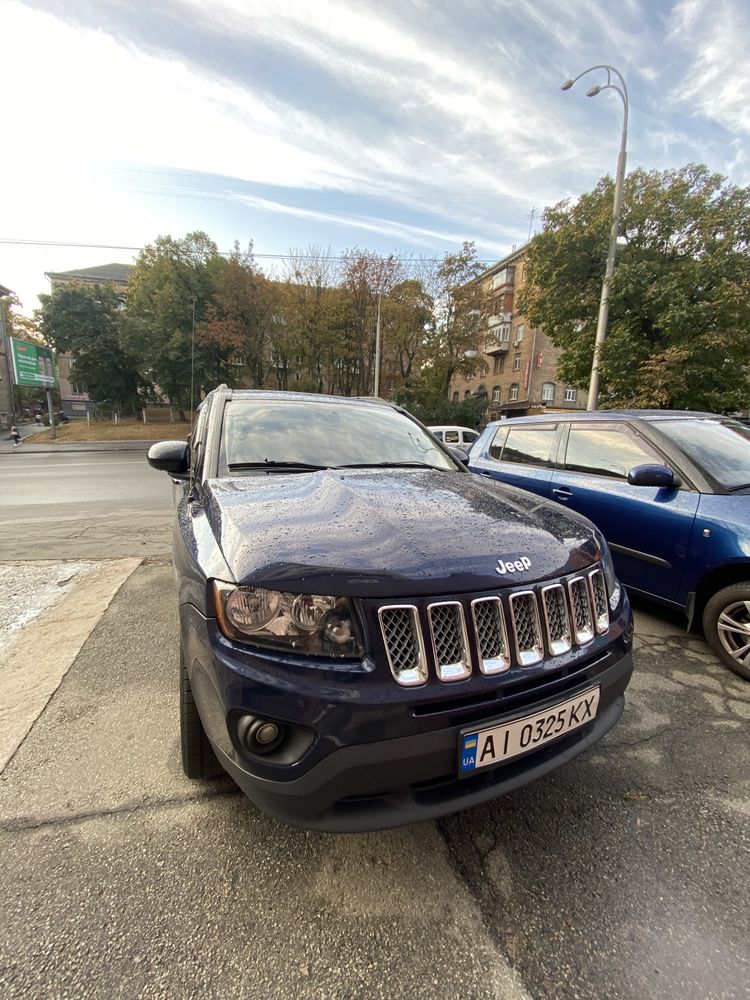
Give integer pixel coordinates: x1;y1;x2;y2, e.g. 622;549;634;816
427;602;472;682
508;591;544;666
379;564;611;684
471;597;510;674
378;605;427;686
541;584;572;656
588;569;609;634
568;577;594;644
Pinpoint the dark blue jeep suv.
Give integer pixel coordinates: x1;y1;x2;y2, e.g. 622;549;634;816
469;411;750;682
148;387;633;831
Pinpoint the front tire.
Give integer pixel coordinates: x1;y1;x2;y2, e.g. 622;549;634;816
180;650;221;777
702;583;750;682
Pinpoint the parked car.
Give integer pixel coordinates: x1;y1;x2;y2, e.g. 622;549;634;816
428;424;480;450
148;387;633;831
468;410;750;681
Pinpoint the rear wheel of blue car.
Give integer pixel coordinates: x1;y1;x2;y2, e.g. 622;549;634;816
180;649;221;778
703;584;750;682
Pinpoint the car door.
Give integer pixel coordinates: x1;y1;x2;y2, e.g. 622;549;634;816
471;422;560;499
550;421;700;602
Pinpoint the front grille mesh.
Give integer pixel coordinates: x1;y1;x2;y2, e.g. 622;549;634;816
472;598;509;674
589;569;609;633
379;606;426;686
379;566;610;685
542;585;572;655
569;578;594;644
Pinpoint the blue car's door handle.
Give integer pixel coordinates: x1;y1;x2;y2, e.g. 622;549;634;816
552;487;573;499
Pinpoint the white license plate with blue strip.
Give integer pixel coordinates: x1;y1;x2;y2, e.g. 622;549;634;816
459;687;600;775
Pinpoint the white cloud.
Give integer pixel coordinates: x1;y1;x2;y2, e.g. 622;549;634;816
668;0;750;137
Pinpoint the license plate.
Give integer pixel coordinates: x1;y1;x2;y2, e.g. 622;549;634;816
458;687;600;775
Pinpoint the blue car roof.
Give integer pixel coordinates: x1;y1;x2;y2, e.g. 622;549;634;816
484;409;725;428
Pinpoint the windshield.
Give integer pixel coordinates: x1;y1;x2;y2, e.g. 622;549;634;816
652;419;750;490
219;399;458;474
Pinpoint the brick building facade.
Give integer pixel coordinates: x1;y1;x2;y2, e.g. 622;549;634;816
449;246;587;424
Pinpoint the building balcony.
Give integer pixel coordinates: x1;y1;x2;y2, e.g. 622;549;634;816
484;338;509;355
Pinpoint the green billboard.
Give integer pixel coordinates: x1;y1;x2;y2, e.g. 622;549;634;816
9;338;57;388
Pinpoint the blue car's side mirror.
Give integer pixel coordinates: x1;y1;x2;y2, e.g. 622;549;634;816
448;447;470;466
627;464;679;488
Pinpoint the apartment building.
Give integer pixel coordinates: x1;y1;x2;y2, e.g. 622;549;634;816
449;245;587;423
44;263;133;417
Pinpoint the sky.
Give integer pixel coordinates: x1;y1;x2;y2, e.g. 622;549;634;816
1;0;749;313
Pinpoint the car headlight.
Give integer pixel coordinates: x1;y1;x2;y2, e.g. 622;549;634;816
213;582;363;658
595;532;621;611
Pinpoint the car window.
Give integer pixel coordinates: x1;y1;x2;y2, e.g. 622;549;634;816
651;419;750;490
219;400;458;473
501;425;558;467
432;430;444;441
444;430;460;443
463;431;479;444
565;424;660;478
488;426;509;460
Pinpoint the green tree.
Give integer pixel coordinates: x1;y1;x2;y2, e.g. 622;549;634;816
521;164;750;411
125;232;226;414
37;283;141;411
424;242;488;395
393;366;487;427
200;242;280;388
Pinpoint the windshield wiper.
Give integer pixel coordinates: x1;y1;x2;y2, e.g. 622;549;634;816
336;461;445;470
728;482;750;492
227;462;330;472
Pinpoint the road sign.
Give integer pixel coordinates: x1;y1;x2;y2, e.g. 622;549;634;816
9;338;57;388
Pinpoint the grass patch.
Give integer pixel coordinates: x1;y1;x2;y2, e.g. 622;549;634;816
26;419;189;443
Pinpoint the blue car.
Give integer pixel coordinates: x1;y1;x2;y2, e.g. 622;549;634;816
148;387;634;831
469;410;750;681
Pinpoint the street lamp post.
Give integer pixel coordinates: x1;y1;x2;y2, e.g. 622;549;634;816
373;289;382;398
561;65;629;411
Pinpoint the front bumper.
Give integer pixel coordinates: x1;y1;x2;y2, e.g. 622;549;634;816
181;601;633;831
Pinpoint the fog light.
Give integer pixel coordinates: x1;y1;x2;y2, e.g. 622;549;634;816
255;722;279;745
237;714;286;755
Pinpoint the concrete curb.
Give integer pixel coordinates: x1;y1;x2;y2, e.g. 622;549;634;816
11;441;163;453
0;558;142;773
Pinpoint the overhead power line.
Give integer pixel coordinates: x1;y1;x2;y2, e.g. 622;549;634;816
0;237;500;265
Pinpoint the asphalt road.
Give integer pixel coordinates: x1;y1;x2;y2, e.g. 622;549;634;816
0;449;748;998
0;448;173;560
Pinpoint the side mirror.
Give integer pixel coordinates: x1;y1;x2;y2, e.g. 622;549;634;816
449;446;470;466
627;463;680;488
147;440;190;479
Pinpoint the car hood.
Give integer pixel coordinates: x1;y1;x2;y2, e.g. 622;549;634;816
202;469;601;598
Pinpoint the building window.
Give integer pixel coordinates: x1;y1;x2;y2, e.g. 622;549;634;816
479;365;488;378
565;387;577;402
452;391;459;402
541;382;555;402
464;389;471;399
492;385;500;402
515;323;525;344
493;354;504;375
466;371;474;381
477;383;487;399
513;353;521;371
509;383;519;401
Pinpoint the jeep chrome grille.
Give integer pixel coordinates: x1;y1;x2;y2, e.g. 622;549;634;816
378;565;611;686
427;602;471;681
542;584;572;656
378;606;427;686
589;569;609;634
568;577;595;645
509;591;544;666
471;598;510;674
